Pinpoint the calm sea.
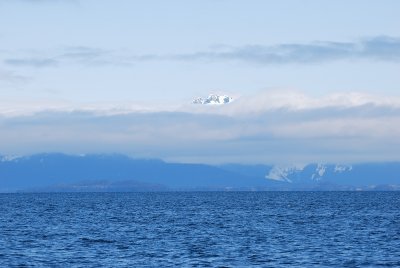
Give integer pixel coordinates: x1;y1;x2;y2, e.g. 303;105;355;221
0;192;399;267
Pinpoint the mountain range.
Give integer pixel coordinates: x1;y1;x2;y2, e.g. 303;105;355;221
0;153;399;192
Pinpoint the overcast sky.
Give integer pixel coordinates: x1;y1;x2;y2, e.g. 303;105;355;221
1;0;400;164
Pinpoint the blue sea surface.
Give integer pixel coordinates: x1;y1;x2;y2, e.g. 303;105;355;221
0;192;399;267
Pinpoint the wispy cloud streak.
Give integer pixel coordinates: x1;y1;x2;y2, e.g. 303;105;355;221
5;58;58;68
2;36;400;68
3;46;124;68
0;69;30;84
143;36;400;65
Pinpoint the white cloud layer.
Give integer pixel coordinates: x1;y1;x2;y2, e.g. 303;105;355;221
1;90;400;164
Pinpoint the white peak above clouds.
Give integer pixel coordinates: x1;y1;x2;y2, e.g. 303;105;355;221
192;94;233;105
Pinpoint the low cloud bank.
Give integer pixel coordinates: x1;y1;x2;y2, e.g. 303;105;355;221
1;90;400;164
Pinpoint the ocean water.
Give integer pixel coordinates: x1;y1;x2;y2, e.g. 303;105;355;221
0;192;399;267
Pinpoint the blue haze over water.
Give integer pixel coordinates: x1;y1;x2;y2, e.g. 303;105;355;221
1;192;399;267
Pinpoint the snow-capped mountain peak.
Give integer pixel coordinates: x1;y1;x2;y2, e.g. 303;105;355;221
266;163;354;183
311;164;327;181
0;155;20;162
334;164;353;173
266;165;304;183
192;94;233;105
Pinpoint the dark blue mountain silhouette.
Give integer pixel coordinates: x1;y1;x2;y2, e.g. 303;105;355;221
1;153;399;192
0;153;274;192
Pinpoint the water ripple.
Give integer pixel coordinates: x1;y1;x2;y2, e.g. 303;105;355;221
0;192;399;267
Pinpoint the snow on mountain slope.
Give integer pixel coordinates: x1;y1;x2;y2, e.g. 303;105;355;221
311;164;327;181
334;164;353;173
0;155;20;162
266;165;304;182
266;164;354;183
193;94;233;105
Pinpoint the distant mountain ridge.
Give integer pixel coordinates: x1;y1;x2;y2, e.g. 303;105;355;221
0;153;399;192
266;164;353;183
264;163;400;187
0;153;272;192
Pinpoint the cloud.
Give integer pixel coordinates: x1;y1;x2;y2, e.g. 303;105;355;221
0;69;30;84
1;90;399;117
4;58;58;68
1;90;400;164
3;46;126;68
140;36;400;65
184;90;400;117
2;36;400;69
59;46;111;64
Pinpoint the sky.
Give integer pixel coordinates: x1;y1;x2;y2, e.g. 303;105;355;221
0;0;400;164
